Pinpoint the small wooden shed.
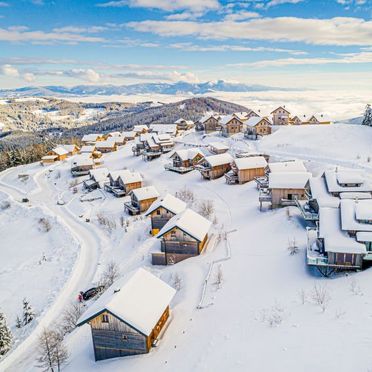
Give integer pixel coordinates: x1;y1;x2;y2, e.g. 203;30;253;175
77;268;176;361
145;194;187;235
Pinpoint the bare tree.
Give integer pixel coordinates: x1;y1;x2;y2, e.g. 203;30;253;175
175;188;195;207
172;273;182;291
37;329;68;372
214;265;223;289
38;218;52;233
311;283;331;312
197;200;214;220
59;303;84;336
100;261;120;290
288;237;299;255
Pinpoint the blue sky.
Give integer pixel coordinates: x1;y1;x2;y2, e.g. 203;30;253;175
0;0;372;89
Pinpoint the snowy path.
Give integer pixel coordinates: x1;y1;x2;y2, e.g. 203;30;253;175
0;166;103;372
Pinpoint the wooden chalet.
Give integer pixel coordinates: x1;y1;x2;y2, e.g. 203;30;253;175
271;106;290;125
244;117;272;139
290;116;303;125
260;171;311;208
145;194;187;235
195;153;233;180
152;208;212;265
198;113;220;133
142;135;162;161
132;134;151;156
165;149;204;173
225;156;267;185
58;144;80;156
83;168;109;191
95;140;118;153
208;142;229;155
77;268;176;361
41;146;69;164
122;131;136;141
149;124;177;137
71;155;95;177
108;135;126;146
220;114;244;137
82;133;104;145
175;118;194;131
105;170;143;197
303;114;332;125
124;186;160;215
133;125;149;135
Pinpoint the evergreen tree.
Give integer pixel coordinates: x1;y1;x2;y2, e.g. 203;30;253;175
22;298;35;326
362;104;372;126
15;316;22;329
0;312;12;356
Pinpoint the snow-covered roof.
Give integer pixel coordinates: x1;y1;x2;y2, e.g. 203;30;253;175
175;118;194;125
57;144;78;153
234;156;267;170
146;194;187;216
200;113;218;123
340;199;372;232
158;133;172;142
219;114;242;126
89;167;109;182
356;232;372;242
108;131;122;137
157;208;212;242
109;170;142;184
42;155;57;160
95;140;116;148
309;177;339;208
131;186;159;201
122;131;136;138
77;268;176;336
233;112;249;121
170;149;203;161
269;172;311;189
80;145;95;153
336;170;364;185
149;124;177;135
133;125;148;132
51;146;69;156
246;116;272;127
203;153;233;167
271;106;290;114
324;169;372;193
339;192;372;200
355;200;372;221
268;160;307;173
72;155;94;167
82;133;102;142
319;207;366;254
208;142;229;151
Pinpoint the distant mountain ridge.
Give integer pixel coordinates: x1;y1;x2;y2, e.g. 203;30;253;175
0;80;294;97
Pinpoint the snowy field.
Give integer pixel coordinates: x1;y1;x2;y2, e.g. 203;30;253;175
1;124;372;371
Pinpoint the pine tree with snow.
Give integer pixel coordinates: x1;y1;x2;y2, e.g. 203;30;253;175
22;298;35;326
0;312;12;356
362;104;372;126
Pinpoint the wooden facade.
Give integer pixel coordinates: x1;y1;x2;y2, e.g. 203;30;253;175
221;117;244;136
148;206;177;236
197;160;231;180
233;164;265;184
87;307;170;361
271;107;290;125
203;117;220;133
125;194;158;215
271;187;308;208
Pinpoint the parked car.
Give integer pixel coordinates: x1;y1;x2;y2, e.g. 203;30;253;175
81;286;104;301
21;198;29;203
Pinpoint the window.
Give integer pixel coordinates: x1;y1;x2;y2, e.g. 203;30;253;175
122;335;128;341
102;314;109;323
156;209;161;215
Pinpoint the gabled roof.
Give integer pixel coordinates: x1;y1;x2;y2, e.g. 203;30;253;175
77;268;176;336
269;171;311;189
208;142;229;151
51;146;69;156
234;156;267;170
270;106;290;114
246;116;272;127
203;153;233;167
149;124;177;135
355;200;372;221
233;112;249;121
95;140;116;148
199;113;219;123
57;144;79;153
89;167;109;182
157;208;212;242
72;155;94;167
109;170;142;184
133;125;148;132
170;149;204;161
131;186;159;201
268;160;307;173
82;133;102;142
340;199;372;232
146;194;187;216
80;145;95;153
324;169;372;193
122;131;136;138
219;114;243;126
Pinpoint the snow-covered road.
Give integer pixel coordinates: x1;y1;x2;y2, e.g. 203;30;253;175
0;166;103;372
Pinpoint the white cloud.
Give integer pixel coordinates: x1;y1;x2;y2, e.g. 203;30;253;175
65;68;101;82
97;0;220;12
23;72;35;82
266;0;304;8
224;11;261;21
0;64;19;77
128;17;372;46
52;26;107;34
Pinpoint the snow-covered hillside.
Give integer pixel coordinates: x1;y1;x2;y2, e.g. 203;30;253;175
1;124;372;372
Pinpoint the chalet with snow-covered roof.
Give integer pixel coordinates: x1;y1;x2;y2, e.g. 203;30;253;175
132;134;151;156
58;144;80;156
41;146;69;164
95;140;118;153
244;117;272;139
145;194;187;235
149;124;177;137
77;268;176;361
208;142;229;155
271;106;290;125
303;114;332;125
225;156;267;185
133;125;149;135
71;155;95;177
83;168;109;191
175;118;194;131
122;131;136;141
165;149;204;173
107;135;126;146
105;170;143;197
152;209;212;265
82;133;104;145
219;114;244;136
124;186;160;215
196;153;233;180
290;116;303;125
198;113;220;133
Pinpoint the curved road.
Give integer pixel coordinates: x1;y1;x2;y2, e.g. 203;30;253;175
0;166;103;372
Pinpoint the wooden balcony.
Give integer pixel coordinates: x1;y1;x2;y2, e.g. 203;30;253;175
124;201;140;215
225;170;238;184
164;163;194;174
104;183;126;197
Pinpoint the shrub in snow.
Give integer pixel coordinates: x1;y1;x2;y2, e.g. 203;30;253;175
0;312;12;356
288;238;299;255
22;298;35;326
175;188;195;207
197;200;214;220
37;328;68;372
38;217;52;233
99;261;120;290
96;213;116;234
0;200;11;210
260;304;285;327
311;283;331;312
